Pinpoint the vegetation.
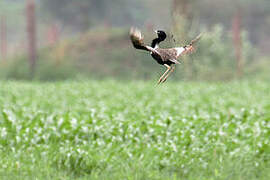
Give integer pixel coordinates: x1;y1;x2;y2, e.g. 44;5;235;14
40;0;270;51
0;80;269;179
41;0;147;31
0;0;269;80
0;1;269;179
1;25;269;81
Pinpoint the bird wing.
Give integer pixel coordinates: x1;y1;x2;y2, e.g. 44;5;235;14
169;58;180;64
180;33;203;56
155;48;180;64
158;48;179;60
190;33;202;46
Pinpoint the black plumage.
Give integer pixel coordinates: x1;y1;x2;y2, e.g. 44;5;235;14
151;30;166;48
130;27;201;84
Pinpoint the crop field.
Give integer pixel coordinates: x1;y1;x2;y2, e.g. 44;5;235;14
0;80;269;179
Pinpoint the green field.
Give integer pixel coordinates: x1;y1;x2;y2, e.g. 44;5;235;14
0;80;269;179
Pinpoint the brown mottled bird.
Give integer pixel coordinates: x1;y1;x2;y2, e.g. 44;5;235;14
130;27;201;84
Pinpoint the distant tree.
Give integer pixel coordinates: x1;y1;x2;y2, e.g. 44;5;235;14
41;0;147;31
26;0;37;78
172;0;270;77
172;0;197;19
1;16;7;61
171;0;198;79
199;0;270;75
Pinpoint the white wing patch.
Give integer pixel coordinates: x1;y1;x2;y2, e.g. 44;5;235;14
175;47;185;57
146;46;160;55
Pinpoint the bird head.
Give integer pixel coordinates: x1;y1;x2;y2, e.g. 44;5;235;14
154;30;167;41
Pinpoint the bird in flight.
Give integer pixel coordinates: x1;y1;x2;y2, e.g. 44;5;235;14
130;27;201;84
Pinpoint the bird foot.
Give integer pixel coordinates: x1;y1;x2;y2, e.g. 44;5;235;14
157;77;168;85
161;78;167;83
157;78;163;85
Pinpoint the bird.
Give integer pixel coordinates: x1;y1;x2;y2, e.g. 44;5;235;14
130;27;201;84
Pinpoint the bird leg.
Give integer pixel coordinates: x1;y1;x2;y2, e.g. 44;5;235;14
157;64;171;84
161;65;175;83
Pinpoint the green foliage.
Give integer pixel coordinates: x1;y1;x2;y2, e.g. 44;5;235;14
0;53;77;81
183;25;255;80
0;26;268;81
0;81;269;179
244;57;270;81
169;18;258;80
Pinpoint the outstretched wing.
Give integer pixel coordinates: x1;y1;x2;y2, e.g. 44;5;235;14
181;33;203;56
190;33;202;46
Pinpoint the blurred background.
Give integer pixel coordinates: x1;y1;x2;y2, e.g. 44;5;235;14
0;0;269;81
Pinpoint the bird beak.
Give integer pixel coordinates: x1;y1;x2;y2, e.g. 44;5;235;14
154;30;158;33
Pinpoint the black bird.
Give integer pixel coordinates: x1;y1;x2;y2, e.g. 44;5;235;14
130;27;201;84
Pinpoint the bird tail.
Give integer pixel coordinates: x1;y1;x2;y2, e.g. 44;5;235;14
129;27;149;51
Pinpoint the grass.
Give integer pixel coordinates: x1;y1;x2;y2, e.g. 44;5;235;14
0;80;269;179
